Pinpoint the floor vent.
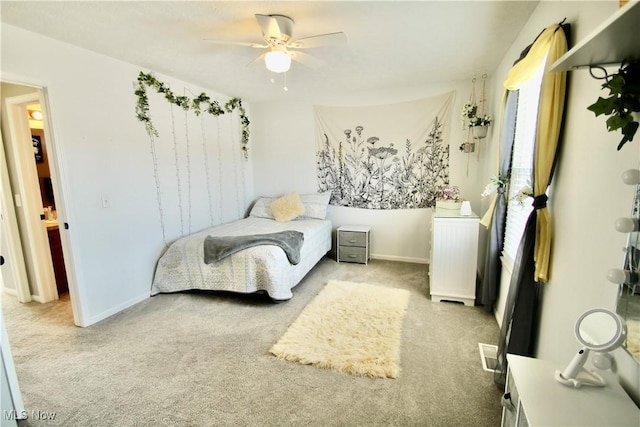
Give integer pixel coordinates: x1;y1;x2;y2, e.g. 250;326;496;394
478;343;498;373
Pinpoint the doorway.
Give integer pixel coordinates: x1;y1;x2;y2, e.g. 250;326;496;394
27;102;69;297
1;82;74;321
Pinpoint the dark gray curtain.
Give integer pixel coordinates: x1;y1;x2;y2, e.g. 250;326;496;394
493;208;541;388
481;90;519;311
492;23;570;389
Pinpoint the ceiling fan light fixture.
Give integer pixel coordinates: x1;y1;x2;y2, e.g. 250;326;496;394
265;49;291;73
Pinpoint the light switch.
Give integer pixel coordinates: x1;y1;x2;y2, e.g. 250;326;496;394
101;195;110;208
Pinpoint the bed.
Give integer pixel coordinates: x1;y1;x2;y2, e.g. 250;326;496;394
151;192;332;301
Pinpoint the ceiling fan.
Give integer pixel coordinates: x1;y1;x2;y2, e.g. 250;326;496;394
205;14;347;73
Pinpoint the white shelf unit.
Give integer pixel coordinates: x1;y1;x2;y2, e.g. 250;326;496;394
428;208;479;306
502;354;640;426
551;1;640;71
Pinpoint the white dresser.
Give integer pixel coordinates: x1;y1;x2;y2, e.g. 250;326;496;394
502;354;639;426
429;208;479;306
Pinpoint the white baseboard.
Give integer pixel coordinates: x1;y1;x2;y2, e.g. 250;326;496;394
84;292;149;327
2;288;17;297
371;253;428;264
30;294;46;303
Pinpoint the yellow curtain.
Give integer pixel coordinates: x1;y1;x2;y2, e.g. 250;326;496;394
532;28;568;282
504;26;561;91
481;25;562;229
501;23;567;282
480;190;498;228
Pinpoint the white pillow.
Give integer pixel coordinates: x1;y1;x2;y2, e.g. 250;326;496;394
248;197;275;219
270;192;306;222
299;191;331;219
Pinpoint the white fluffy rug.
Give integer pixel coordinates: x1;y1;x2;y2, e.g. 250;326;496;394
269;280;411;378
626;318;640;361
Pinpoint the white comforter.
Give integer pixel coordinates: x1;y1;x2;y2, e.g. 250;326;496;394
151;217;332;300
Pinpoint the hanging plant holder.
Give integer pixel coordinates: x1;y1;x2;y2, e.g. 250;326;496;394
460;74;492;177
461;74;492;150
460;141;476;153
472;125;489;139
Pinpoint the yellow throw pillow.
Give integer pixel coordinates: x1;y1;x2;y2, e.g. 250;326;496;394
270;192;306;222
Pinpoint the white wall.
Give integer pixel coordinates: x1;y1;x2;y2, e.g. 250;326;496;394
250;80;494;263
250;0;640;406
481;1;639;404
1;24;253;326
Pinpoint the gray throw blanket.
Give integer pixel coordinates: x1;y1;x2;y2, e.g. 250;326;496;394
204;231;305;265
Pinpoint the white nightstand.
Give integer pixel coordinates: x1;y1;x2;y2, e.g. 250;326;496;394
337;225;371;264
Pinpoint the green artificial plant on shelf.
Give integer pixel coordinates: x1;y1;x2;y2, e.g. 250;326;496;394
587;60;640;151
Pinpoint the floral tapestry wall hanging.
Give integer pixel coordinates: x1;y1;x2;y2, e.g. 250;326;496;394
314;92;453;209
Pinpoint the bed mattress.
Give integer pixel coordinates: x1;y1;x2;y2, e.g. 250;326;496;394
151;217;332;300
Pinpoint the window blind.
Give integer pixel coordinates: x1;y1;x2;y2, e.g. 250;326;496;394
502;64;545;267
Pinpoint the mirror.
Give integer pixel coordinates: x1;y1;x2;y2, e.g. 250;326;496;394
556;308;626;388
615;172;640;362
576;308;626;351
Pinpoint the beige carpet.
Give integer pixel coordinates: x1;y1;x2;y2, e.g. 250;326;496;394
269;280;410;378
3;259;504;426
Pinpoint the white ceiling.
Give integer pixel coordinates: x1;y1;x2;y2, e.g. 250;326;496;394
1;1;539;103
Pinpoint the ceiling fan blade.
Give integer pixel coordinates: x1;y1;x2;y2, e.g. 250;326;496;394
289;51;325;69
290;32;347;49
247;52;266;67
255;14;281;39
203;39;267;49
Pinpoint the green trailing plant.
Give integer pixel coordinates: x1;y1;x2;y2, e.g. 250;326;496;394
587;60;640;151
461;102;492;128
134;71;250;158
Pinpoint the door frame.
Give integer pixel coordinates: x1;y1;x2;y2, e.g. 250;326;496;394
2;79;86;326
5;92;58;303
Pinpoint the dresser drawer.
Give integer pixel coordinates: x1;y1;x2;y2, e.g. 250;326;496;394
338;231;367;247
338;246;367;263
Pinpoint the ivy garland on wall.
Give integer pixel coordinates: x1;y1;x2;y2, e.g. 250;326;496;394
134;71;250;158
133;71;250;245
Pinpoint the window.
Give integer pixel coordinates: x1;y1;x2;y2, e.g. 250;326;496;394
502;63;546;268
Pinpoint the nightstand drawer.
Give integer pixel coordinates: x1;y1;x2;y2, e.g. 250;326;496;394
338;246;367;263
337;225;370;265
338;231;367;247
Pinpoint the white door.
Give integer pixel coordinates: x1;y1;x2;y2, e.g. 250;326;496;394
1;131;31;303
4;92;57;303
1;307;26;423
